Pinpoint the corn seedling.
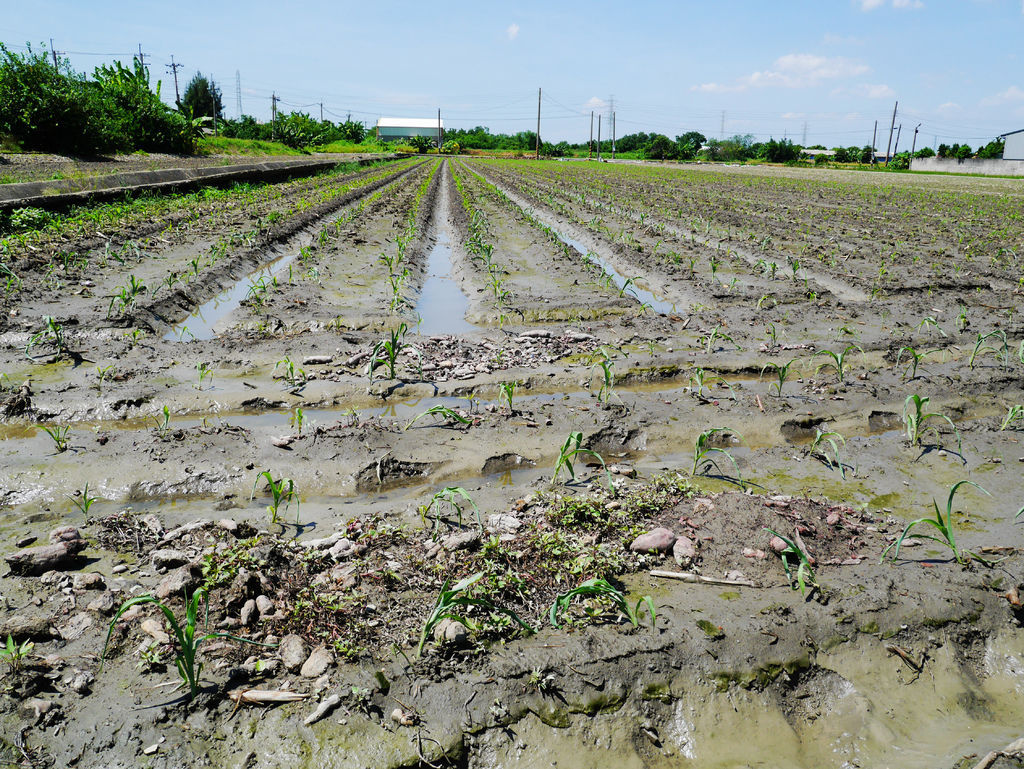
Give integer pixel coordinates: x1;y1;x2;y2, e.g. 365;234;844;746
25;316;66;358
917;316;946;337
273;357;307;390
68;483;98;515
690;427;743;483
956;305;969;333
405;405;471;430
1000;405;1024;431
902;394;961;452
250;471;298;525
419;486;482;535
40;424;71;453
152;405;171;439
289;407;305;434
761;359;799;397
367;323;420;382
552;431;612;490
588;348;617;403
969;330;1009;369
701;325;738;355
808;429;848;479
813;345;862;383
102;587;273;700
895;346;935;382
417;572;534;656
497;381;518;412
881;480;990;565
764;528;817;595
195;361;213;390
1;635;33;672
549;578;655;629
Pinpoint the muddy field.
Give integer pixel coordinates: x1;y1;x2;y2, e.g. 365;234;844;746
1;157;1023;768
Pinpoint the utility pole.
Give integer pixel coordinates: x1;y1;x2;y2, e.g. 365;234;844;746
589;112;594;160
271;93;279;141
136;44;148;69
871;120;878;163
166;56;184;107
884;100;898;166
320;103;323;123
612;111;616;160
597;115;601;161
910;123;921;160
535;87;541;160
720;110;725;139
609;95;615;157
49;38;63;68
802;121;807;146
438;108;442;151
892;123;902;156
235;71;242;118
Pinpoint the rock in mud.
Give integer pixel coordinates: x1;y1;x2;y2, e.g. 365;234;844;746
141;618;171;645
302;355;333;365
279;634;308;672
433;618;469;646
240;599;257;627
0;381;32;418
58;612;94;641
87;592;116;615
255;595;275;615
441;530;480;551
0;613;54;641
20;698;56;725
487;514;522;533
327;538;356;560
151;549;189;571
155;564;200;599
304;693;341;725
673;535;697;566
630;528;676;553
5;538;87;576
300;646;333;678
72;572;105;590
49;526;82;544
67;669;95;695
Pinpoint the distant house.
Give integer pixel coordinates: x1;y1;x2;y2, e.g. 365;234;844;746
1001;129;1024;161
375;117;443;145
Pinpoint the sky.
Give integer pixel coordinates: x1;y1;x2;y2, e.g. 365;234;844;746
2;0;1023;148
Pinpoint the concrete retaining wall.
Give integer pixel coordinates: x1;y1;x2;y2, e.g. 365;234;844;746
910;157;1024;177
0;154;397;210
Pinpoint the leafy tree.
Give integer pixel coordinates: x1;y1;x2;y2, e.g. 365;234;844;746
675;131;706;159
954;143;972;160
913;146;935;159
615;132;650;153
977;139;1004;159
409;135;433;153
645;134;676;160
889;152;911;170
859;145;875;164
181;73;223;120
758;138;799;163
339;120;365;143
937;143;950;158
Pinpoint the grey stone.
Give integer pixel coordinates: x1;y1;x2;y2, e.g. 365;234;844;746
0;613;54;641
150;549;188;570
433;618;469;646
255;595;275;615
279;634;307;672
300;646;333;678
73;572;106;590
673;536;697;567
57;612;94;641
87;591;116;615
48;526;82;544
5;539;87;576
155;565;199;600
629;528;677;554
441;530;480;552
240;599;257;627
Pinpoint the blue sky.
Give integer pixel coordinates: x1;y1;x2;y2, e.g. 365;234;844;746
3;0;1022;148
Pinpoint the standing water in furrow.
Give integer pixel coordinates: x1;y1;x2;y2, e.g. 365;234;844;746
414;161;477;335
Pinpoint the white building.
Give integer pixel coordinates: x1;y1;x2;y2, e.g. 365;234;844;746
1002;129;1024;160
375;117;443;145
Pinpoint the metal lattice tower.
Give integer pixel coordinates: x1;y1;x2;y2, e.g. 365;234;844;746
235;70;242;117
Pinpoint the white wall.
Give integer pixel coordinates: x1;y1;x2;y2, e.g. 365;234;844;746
910;157;1024;177
1004;132;1024;161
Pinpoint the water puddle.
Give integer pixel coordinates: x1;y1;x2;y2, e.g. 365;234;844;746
164;251;297;341
414;165;478;335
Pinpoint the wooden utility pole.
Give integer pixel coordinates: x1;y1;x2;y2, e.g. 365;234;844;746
910;123;921;158
166;56;184;107
49;38;62;68
271;93;279;141
589;112;594;160
871;120;878;163
136;43;148;68
320;103;323;122
597;115;601;161
535;87;541;160
612;111;616;160
892;124;902;156
885;100;898;165
437;108;442;150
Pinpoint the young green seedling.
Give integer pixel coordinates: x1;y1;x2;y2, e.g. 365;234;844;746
497;381;518;413
894;346;935;382
761;359;799;397
40;424;71;453
552;431;612;490
902;394;961;453
25;316;67;359
1000;405;1024;431
68;483;98;515
102;587;273;699
417;572;533;656
273;357;307;390
195;362;213;390
813;344;862;383
250;471;299;525
968;330;1009;369
808;428;848;479
549;578;656;629
405;405;471;430
419;486;482;535
0;635;34;672
881;480;990;565
152;405;172;439
690;427;743;483
764;528;817;595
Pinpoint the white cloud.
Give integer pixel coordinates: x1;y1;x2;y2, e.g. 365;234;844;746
506;23;519;41
937;101;962;114
980;85;1024;105
857;83;896;98
692;53;869;93
584;96;609;110
858;0;923;9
